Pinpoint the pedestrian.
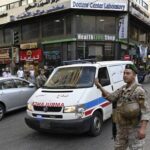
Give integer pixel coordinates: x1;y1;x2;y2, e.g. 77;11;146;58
44;65;50;78
17;67;24;78
36;69;47;88
2;68;6;77
29;66;35;83
95;64;150;150
3;67;12;77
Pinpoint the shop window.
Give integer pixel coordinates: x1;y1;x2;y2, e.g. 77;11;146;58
43;44;61;67
77;42;88;59
22;22;39;40
130;25;138;41
88;45;103;60
98;67;110;86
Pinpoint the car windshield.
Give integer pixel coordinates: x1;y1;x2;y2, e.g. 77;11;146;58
44;66;96;89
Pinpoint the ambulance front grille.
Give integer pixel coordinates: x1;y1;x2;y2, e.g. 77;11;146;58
33;106;62;112
32;114;63;119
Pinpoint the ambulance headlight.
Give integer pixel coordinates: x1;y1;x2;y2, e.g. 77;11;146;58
64;106;76;113
27;103;33;111
76;107;85;118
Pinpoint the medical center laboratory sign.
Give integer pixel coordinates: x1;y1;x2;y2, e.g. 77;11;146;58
71;0;127;11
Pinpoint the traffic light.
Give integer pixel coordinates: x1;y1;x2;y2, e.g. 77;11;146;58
13;31;19;46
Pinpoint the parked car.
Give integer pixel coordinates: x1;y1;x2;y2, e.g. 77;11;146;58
0;77;36;120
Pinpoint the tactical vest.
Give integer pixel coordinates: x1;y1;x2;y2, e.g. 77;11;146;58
112;84;141;126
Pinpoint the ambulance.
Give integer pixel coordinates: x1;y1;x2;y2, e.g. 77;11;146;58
25;60;134;136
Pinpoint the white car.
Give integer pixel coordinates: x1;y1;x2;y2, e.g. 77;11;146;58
0;77;36;120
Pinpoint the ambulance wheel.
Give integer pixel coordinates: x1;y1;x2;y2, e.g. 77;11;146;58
0;104;5;121
89;111;103;137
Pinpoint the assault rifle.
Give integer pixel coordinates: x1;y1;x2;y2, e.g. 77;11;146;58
112;101;117;140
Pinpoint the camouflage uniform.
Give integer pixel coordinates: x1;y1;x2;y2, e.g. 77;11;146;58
108;82;150;150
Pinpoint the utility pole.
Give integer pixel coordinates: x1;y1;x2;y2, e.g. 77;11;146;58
127;0;130;54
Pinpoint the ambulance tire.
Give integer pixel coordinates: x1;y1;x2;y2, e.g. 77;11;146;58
88;111;103;137
0;104;5;121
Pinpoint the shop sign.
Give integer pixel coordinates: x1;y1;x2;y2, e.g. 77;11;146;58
0;48;10;64
25;0;60;11
119;14;128;39
10;4;65;21
71;0;127;11
20;43;38;49
19;49;42;62
77;34;116;41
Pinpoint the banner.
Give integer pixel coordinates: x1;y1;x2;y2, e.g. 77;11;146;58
119;14;128;39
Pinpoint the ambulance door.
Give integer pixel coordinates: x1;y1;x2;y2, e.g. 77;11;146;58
98;67;113;119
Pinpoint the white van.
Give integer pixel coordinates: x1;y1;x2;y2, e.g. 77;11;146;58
25;61;135;136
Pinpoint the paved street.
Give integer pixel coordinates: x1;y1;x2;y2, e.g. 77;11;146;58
0;82;150;150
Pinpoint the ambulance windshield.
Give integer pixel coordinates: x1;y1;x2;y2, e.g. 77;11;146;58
44;66;96;89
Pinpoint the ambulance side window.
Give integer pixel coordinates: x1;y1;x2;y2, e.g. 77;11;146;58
98;67;110;86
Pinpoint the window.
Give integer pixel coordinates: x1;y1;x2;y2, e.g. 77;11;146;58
76;15;116;34
21;0;28;6
2;80;16;89
96;16;116;34
28;0;35;4
0;5;7;12
42;17;64;37
98;67;110;86
14;79;29;88
22;22;39;40
4;28;12;44
76;15;96;33
0;30;4;44
9;2;19;9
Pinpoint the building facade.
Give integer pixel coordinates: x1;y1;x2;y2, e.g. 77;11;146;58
0;0;150;72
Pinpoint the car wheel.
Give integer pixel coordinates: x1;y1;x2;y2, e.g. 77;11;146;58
88;111;103;137
0;104;5;121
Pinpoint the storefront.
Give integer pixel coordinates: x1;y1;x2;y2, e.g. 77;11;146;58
0;47;19;75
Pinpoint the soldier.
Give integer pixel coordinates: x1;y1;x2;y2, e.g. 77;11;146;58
95;64;150;150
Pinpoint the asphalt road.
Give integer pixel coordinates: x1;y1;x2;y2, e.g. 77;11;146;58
0;82;150;150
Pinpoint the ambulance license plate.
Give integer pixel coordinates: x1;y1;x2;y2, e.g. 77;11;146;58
40;121;51;129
